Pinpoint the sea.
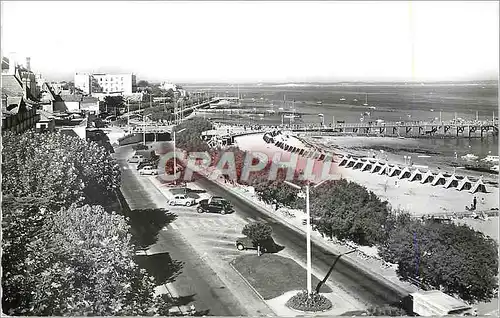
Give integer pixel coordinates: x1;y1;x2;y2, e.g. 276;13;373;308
183;82;499;182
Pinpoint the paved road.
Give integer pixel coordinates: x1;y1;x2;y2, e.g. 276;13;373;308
115;146;248;316
193;176;408;307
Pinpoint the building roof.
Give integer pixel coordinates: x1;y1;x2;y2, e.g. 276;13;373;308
82;96;99;103
61;94;83;102
1;74;24;97
37;109;56;122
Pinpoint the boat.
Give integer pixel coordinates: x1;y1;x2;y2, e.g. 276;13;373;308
353;98;358;102
418;155;431;158
481;155;499;164
339;97;346;101
283;113;301;119
317;101;323;105
461;154;479;161
368;106;376;110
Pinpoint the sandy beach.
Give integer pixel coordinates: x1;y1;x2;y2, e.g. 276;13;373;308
234;133;499;240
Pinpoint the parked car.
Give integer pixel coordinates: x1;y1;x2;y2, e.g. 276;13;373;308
197;196;234;214
139;166;158;175
127;155;144;163
235;236;275;253
169;194;196;206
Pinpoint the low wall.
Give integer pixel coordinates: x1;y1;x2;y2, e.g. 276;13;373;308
118;132;171;146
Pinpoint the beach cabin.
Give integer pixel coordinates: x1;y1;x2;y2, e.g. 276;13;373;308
399;167;412;179
421;171;435;184
431;172;447;186
470;179;488;194
389;165;402;177
361;161;373;172
443;174;461;189
339;156;349;166
370;162;382;173
409;169;424;182
378;164;391;175
456;176;473;191
346;158;357;168
318;153;326;161
353;159;365;170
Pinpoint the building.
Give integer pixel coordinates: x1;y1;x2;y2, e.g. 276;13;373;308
2;95;40;133
74;72;137;95
36;109;56;132
2;56;40;132
74;73;92;95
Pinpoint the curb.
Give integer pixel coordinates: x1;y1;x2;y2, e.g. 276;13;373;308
228;261;276;315
209;177;411;297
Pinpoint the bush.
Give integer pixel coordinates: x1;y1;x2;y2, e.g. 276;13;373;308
285;291;332;312
366;305;406;316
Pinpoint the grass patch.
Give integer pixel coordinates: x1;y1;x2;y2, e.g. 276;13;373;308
231;254;332;300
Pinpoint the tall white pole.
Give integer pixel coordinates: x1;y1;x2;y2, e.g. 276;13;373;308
127;99;130;132
306;182;312;295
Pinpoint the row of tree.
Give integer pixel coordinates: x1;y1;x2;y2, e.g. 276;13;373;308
171;120;498;303
2;131;177;315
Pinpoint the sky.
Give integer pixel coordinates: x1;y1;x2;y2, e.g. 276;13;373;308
1;1;499;83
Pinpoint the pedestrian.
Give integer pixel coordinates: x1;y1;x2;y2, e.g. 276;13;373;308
473;196;477;210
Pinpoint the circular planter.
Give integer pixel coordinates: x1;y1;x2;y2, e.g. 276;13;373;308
285;291;332;313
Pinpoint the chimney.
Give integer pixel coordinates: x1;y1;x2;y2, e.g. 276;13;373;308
26;57;31;71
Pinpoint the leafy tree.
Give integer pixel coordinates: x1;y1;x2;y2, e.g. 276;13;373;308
250;167;304;210
173;118;213;153
379;217;498;303
2;130;120;211
137;80;150;87
2;204;173;315
104;96;124;115
242;222;273;255
309;179;391;246
366;305;406;316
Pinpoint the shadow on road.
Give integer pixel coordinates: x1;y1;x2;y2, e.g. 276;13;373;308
135;252;184;285
127;208;177;249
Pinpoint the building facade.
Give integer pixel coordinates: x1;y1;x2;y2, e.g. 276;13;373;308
74;73;137;95
74;73;92;95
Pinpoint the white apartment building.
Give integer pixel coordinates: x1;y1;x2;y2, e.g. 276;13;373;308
74;73;92;94
74;73;137;95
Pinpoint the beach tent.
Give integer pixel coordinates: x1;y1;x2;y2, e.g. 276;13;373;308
370;162;382;173
361;161;373;172
378;164;391;175
409;169;424;182
431;172;447;186
339;156;349;166
456;176;473;191
420;171;435;184
470;178;487;193
399;167;412;179
443;174;460;189
353;159;365;170
346;158;357;168
389;165;402;177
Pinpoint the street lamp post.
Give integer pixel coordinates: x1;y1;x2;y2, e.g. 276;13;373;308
315;249;357;294
284;179;329;296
